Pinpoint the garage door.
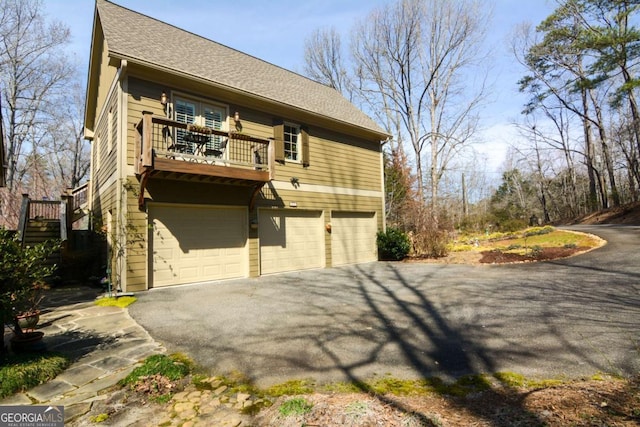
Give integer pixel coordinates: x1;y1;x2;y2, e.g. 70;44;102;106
149;205;248;287
331;211;377;266
259;209;324;274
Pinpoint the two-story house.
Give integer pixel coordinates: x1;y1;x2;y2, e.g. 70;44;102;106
84;0;389;292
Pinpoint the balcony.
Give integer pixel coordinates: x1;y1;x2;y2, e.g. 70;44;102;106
134;112;273;207
135;112;273;182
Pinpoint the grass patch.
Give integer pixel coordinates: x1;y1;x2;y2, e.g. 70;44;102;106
323;381;369;394
453;227;601;256
368;377;427;395
266;379;316;396
0;352;70;398
193;372;263;397
494;371;564;389
94;296;137;308
446;374;493;396
278;397;313;416
120;353;192;387
267;375;496;399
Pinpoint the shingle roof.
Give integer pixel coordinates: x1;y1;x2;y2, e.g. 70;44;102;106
96;0;388;138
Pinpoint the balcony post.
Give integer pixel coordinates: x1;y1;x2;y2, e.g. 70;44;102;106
141;111;153;167
268;139;275;180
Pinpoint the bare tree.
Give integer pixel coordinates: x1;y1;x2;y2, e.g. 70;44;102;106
0;0;74;225
0;1;73;189
304;27;354;100
351;0;490;214
42;81;90;194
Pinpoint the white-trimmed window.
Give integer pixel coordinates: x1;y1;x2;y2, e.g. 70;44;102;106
283;122;300;162
173;96;227;155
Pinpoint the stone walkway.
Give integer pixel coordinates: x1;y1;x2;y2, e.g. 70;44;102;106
1;289;163;420
0;286;262;426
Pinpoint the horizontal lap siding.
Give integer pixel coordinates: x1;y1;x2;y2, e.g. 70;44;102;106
127;77;165;166
93;90;119;191
271;133;381;192
125;177;148;292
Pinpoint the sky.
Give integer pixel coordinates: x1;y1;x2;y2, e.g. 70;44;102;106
43;0;556;176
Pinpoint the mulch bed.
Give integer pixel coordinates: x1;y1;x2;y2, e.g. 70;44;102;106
479;246;588;264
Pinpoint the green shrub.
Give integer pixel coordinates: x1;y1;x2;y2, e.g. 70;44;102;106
377;227;410;261
529;245;543;257
0;229;59;359
524;226;555;237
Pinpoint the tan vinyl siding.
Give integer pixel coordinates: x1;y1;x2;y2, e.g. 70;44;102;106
93;89;119;189
87;22;118;132
144;180;254;206
248;234;259;277
258;190;382;221
124;74;382;187
125;177;148;292
126;77;165;166
90;181;117;252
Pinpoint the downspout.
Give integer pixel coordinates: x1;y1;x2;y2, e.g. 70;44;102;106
116;60;128;293
379;138;390;232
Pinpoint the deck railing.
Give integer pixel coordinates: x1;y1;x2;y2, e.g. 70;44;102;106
70;182;89;211
16;194;67;243
28;200;61;220
135;113;272;175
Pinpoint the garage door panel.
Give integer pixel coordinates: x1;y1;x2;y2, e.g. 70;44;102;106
259;210;324;274
332;212;377;266
150;205;248;287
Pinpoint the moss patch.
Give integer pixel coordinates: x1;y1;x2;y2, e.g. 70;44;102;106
94;296;137;308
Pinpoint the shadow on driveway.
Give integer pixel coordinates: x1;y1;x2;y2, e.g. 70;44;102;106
130;225;640;424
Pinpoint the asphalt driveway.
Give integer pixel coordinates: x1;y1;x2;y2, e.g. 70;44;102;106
129;225;640;387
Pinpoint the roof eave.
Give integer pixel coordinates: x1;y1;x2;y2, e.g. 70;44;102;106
84;6;102;135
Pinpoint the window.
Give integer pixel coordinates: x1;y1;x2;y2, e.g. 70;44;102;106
283;123;300;161
173;96;227;155
273;120;309;166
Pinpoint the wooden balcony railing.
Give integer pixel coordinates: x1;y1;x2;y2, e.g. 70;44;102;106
16;194;67;244
135;112;273;180
70;182;89;211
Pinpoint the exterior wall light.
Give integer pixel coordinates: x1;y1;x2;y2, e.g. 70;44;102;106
160;92;167;106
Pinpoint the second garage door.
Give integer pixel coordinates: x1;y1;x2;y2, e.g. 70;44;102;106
259;209;324;274
149;205;248;287
331;211;378;266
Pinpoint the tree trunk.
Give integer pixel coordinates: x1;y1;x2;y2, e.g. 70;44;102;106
581;88;600;211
